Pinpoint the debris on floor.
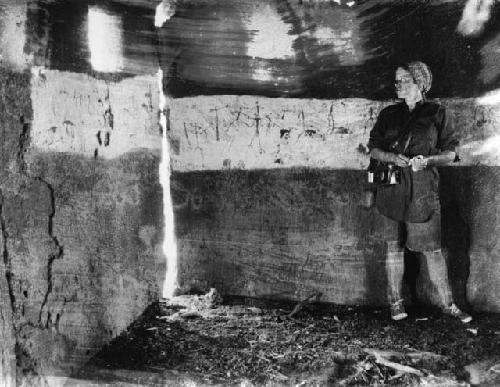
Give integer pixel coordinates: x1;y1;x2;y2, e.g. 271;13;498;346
464;359;500;386
73;294;500;386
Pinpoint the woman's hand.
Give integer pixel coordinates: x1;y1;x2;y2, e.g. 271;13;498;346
370;148;409;167
409;155;428;171
410;155;429;172
391;153;410;167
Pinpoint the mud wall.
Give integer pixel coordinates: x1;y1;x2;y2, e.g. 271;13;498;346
0;2;165;384
168;95;500;313
0;66;163;385
1;0;500;384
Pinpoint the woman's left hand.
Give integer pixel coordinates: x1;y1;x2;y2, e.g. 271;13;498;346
410;155;428;171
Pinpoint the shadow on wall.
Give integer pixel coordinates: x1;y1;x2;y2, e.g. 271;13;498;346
171;167;481;308
440;166;473;308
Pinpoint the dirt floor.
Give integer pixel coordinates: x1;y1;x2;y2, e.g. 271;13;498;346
69;293;500;386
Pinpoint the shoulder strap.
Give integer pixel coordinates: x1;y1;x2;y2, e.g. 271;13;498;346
390;115;415;154
393;102;426;154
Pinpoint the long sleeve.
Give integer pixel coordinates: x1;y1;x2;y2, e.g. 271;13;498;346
437;106;459;152
368;108;388;151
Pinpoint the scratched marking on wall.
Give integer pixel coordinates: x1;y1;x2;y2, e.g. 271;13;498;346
168;95;500;171
27;70;500;167
168;96;384;171
30;69;160;159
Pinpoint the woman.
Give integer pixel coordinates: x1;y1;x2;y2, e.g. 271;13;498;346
368;61;471;323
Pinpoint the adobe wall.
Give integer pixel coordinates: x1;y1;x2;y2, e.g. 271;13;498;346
168;95;500;312
0;67;164;385
0;2;165;384
1;1;500;385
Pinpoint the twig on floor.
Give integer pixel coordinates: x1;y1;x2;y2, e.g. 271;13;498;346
364;349;424;377
288;292;322;318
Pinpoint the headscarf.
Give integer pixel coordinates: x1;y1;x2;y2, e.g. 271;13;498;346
405;61;433;95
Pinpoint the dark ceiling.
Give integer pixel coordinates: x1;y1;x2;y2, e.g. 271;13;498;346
25;0;500;99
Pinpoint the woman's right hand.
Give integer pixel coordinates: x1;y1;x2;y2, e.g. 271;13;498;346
391;153;410;167
370;148;409;167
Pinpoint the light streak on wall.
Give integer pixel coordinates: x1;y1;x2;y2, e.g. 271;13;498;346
88;7;124;72
245;4;295;60
471;135;500;156
251;62;274;82
476;88;500;105
155;0;176;28
474;88;500;159
158;69;179;299
457;0;494;36
156;1;179;299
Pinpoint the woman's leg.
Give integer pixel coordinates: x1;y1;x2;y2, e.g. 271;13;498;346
407;216;472;322
420;248;471;322
373;209;407;319
386;241;406;305
386;243;408;320
419;248;453;307
406;212;451;306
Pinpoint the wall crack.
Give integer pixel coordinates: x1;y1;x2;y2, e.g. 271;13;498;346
37;177;64;328
15;118;65;327
0;188;17;315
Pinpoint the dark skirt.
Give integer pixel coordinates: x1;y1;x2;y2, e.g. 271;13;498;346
373;206;441;252
375;167;440;223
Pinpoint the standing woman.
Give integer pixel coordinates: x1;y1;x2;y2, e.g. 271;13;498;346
368;61;471;323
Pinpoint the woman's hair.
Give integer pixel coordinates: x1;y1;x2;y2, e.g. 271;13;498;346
398;61;433;98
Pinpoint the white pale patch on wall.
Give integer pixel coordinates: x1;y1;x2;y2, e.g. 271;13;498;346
30;69;160;158
472;135;500;156
155;0;176;28
245;4;295;60
476;89;500;105
88;7;124;73
457;0;494;36
251;63;274;82
0;2;29;70
302;5;367;67
455;91;500;162
313;26;361;65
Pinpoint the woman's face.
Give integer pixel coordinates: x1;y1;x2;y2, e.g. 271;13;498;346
395;67;422;102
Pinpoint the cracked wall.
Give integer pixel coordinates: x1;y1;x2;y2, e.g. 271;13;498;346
0;65;163;385
168;95;500;313
0;2;164;384
1;1;500;384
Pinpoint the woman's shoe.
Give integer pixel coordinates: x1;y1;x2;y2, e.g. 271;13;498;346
444;303;472;323
390;299;408;321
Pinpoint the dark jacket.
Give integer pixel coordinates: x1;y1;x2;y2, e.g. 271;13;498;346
368;101;459;223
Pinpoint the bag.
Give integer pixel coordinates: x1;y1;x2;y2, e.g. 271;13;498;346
363;158;401;208
367;158;402;186
366;106;416;186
